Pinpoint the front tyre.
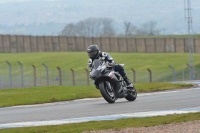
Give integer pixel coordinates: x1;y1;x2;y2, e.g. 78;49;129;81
125;85;137;101
99;81;116;103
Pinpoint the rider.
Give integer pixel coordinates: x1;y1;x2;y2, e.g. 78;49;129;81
87;44;133;88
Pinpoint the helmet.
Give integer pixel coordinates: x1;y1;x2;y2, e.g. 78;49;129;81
87;45;100;59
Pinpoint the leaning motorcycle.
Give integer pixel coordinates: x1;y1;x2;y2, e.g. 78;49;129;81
89;59;137;103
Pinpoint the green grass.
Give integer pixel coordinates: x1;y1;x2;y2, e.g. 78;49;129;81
1;52;200;72
0;112;199;133
0;82;193;107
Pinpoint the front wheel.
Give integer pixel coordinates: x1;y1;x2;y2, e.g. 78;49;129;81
125;86;137;101
99;81;116;103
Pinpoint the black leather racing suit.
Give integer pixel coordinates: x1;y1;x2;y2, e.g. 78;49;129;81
88;51;127;78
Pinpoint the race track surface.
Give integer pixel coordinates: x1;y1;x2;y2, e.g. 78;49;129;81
0;87;200;127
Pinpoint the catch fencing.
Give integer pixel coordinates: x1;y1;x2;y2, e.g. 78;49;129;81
0;61;199;89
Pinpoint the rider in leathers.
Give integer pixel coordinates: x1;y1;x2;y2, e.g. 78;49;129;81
87;44;134;88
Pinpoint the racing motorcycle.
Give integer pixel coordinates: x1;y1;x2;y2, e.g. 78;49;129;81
89;59;137;103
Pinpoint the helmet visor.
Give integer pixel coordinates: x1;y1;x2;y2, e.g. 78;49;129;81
87;50;98;59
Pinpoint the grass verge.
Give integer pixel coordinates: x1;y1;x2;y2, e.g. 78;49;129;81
0;112;199;133
0;82;193;107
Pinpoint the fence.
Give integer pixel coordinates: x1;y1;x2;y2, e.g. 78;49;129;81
1;35;200;53
0;61;199;89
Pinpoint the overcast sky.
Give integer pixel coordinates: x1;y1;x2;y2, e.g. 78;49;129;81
0;0;199;35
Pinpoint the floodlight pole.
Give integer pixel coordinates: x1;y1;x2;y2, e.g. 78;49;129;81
184;0;194;80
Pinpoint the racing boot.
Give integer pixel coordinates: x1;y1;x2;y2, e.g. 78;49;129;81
123;75;135;89
123;75;132;85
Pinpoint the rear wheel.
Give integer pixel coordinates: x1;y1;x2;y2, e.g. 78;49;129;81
99;81;116;103
125;85;137;101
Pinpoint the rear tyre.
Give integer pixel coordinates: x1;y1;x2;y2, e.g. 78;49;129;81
125;85;137;101
99;81;116;103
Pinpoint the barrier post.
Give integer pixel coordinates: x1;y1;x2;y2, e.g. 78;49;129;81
32;65;36;86
147;69;152;82
85;68;89;85
70;69;75;86
17;61;24;87
42;63;49;86
57;67;62;86
131;69;136;83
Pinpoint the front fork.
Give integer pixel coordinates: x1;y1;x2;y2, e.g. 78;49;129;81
105;81;113;92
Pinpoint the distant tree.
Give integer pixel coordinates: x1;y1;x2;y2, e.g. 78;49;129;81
60;19;161;37
60;23;77;36
101;18;115;37
124;21;131;36
60;17;116;37
123;21;137;36
136;21;161;36
77;17;102;37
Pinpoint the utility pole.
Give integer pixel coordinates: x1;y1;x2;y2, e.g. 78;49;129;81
184;0;194;80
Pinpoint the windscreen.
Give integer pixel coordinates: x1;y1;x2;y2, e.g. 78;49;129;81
92;59;101;69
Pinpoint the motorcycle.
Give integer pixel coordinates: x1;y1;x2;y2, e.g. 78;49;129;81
89;59;137;103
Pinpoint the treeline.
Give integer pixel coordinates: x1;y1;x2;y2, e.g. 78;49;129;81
60;17;161;37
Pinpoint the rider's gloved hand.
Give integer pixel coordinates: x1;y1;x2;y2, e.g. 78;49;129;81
107;60;115;67
101;57;105;60
88;59;92;71
88;59;92;65
88;59;92;66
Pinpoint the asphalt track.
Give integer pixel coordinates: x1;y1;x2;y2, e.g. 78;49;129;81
0;86;200;129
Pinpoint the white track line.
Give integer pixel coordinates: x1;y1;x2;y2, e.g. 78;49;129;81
0;107;200;129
